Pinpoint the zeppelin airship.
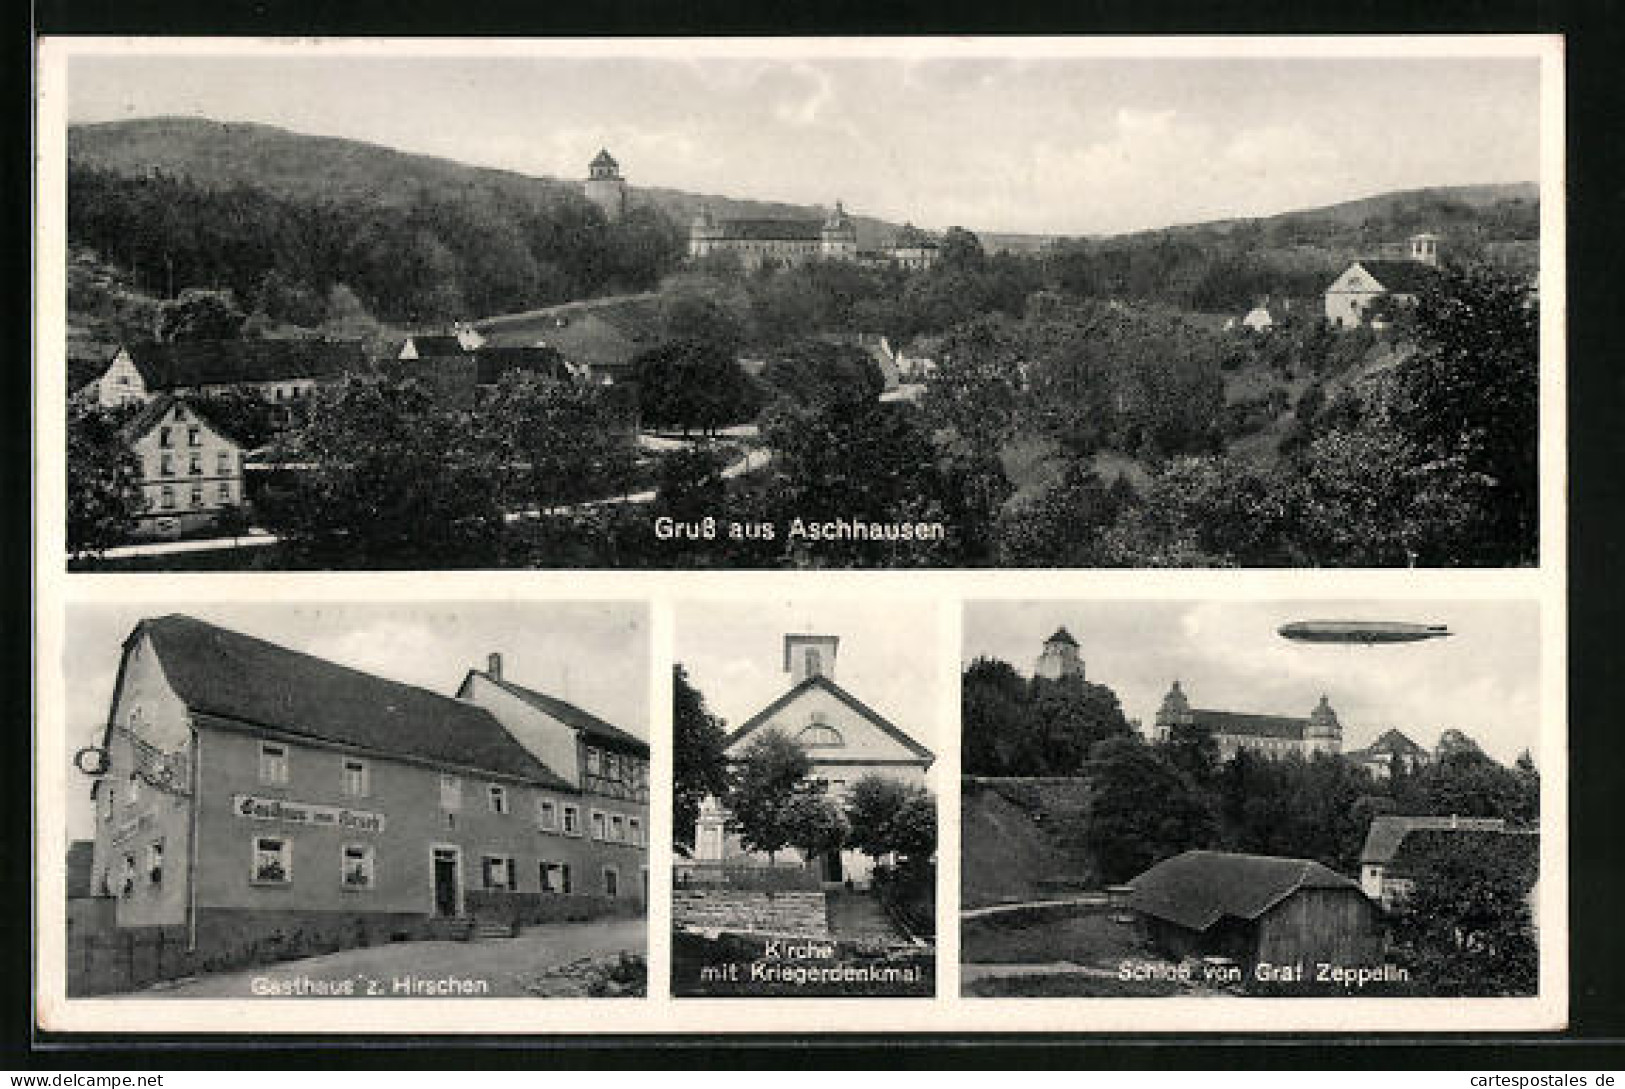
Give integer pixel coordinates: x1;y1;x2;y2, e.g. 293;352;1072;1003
1277;620;1452;645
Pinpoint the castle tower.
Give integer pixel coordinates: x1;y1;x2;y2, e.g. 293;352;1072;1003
784;633;841;685
820;200;858;260
1034;627;1085;681
1154;680;1193;742
688;205;722;259
584;149;628;222
1408;231;1441;267
1305;694;1343;755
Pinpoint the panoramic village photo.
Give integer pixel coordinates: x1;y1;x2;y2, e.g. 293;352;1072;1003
61;601;650;998
959;601;1543;999
55;43;1546;571
671;600;938;997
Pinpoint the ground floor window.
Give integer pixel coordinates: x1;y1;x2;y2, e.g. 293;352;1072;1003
603;866;619;899
342;844;375;890
252;836;291;884
481;854;516;891
540;861;572;894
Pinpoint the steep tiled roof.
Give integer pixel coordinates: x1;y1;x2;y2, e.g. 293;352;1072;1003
471;345;570;385
1190;708;1306;741
470;672;648;757
1360;729;1429;757
124;340;370;389
120;394;244;447
524;314;640;373
714;219;824;242
1359;814;1508;865
1347;260;1441;295
124;615;573;789
1045;627;1079;648
725;674;935;764
1387;827;1537;879
1128;850;1360;931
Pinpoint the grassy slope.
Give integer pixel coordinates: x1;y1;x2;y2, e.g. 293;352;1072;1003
960;781;1097;910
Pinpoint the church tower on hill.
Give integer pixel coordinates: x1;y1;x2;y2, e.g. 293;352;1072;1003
584;149;627;222
1034;627;1085;681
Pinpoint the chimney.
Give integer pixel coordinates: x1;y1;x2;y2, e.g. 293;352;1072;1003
487;653;503;681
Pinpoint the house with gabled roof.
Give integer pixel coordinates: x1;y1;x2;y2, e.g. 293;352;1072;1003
1357;814;1511;908
86;614;642;968
1346;728;1433;781
690;632;934;886
1127;849;1383;974
79;339;372;408
120;394;246;537
1324;233;1444;327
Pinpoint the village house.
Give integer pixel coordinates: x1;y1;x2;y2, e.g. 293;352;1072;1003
1356;814;1513;909
85;615;646;966
1127;850;1384;977
1323;233;1443;327
75;340;371;409
120;395;246;538
687;633;935;887
1344;728;1433;780
1151;681;1343;760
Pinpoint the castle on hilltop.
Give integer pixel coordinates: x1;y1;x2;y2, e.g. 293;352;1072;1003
580;149;937;271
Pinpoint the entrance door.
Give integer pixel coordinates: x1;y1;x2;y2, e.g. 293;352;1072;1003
432;847;461;917
822;849;843;883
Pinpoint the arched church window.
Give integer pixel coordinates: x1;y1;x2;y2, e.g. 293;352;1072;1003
797;712;843;748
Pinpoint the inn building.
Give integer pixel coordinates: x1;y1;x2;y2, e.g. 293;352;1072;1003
86;615;647;960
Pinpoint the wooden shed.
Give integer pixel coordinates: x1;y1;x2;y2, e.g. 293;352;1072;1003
1127;850;1383;977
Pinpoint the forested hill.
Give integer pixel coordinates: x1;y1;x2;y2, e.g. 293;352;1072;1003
68;117;904;247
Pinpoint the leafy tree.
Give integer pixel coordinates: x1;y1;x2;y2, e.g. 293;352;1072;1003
1390;266;1539;565
960;657;1033;777
672;665;733;856
660;286;747;357
67;404;144;556
155;288;246;342
652;446;730;526
633;339;757;435
478;372;637;511
264;376;504;567
1027;675;1134;774
844;776;916;860
781;793;849;863
1155;718;1221;788
1389;833;1539;995
1396;749;1539;825
888;791;938;862
199;386;282;449
761;339;884;408
726;728;815;864
938;226;986;271
1083;736;1216;883
921;316;1025;456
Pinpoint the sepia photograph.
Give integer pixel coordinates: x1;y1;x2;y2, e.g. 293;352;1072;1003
58;601;649;999
48;38;1551;571
670;600;939;997
959;600;1545;999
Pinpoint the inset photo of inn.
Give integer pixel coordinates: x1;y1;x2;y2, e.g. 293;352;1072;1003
62;602;649;998
671;600;939;997
959;601;1544;999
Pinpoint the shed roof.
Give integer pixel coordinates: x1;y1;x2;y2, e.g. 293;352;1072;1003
123;339;370;389
1128;850;1360;932
123;615;573;789
468;671;648;757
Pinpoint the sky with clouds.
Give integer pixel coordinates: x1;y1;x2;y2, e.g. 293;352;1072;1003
673;598;943;766
963;600;1542;765
64;46;1543;235
62;601;648;840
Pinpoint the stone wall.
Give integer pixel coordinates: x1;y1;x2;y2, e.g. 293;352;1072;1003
671;889;830;939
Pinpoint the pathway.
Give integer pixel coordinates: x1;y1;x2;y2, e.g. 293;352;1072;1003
825;888;912;946
135;917;644;999
959;893;1108;923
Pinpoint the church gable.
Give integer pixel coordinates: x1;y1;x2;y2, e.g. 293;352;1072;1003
726;677;932;766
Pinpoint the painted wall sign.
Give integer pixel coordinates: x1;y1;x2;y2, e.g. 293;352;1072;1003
233;794;387;834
